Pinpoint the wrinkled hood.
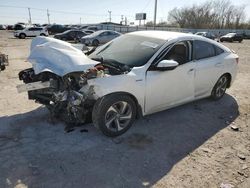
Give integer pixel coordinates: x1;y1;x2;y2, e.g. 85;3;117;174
28;36;98;76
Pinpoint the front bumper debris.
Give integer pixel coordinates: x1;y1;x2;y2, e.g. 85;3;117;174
0;53;9;71
17;79;57;93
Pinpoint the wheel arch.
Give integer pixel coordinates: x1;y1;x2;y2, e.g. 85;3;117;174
222;72;232;88
96;91;143;119
19;33;26;36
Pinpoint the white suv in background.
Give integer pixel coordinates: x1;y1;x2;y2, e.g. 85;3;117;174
14;27;49;39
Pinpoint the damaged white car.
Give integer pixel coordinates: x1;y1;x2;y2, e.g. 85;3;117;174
18;31;238;137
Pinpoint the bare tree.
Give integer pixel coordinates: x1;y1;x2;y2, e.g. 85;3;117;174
167;0;247;29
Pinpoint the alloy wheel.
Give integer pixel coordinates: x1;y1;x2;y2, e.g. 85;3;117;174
215;76;228;98
104;101;132;132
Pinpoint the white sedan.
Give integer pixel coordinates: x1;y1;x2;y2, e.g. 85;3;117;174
18;31;238;137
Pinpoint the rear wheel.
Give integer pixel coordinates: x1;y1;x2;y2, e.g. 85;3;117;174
40;33;46;36
211;75;229;100
19;33;26;39
92;94;136;137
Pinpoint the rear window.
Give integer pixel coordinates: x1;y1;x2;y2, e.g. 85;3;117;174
214;45;224;55
193;40;216;60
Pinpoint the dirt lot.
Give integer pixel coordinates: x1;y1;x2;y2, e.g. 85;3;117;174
0;30;249;188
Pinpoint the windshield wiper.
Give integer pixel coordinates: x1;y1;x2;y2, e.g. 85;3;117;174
102;59;131;73
84;46;98;55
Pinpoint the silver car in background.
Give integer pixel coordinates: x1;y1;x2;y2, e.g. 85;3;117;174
81;30;121;46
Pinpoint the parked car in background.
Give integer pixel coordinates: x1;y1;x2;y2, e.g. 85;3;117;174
79;25;89;30
14;27;48;39
7;25;13;30
84;30;94;35
220;33;243;42
195;32;216;40
242;33;250;39
13;24;26;30
18;31;238;136
54;30;89;41
81;30;121;46
47;24;69;35
0;25;6;30
86;25;101;31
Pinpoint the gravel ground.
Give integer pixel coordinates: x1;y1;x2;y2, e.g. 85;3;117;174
0;30;249;188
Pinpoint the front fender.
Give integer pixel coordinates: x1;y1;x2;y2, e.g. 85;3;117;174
87;73;145;115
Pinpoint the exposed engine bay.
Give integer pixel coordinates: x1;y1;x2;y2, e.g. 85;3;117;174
18;61;130;124
17;37;131;124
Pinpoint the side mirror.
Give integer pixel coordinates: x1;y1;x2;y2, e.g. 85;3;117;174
150;60;179;71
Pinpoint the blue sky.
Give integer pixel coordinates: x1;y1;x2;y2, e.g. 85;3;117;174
0;0;249;25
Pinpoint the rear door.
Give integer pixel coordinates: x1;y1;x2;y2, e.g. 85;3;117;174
68;31;76;40
193;40;225;98
34;28;42;36
26;28;35;36
99;32;109;43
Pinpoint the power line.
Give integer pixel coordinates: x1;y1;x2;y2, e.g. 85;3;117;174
141;0;152;12
0;4;134;17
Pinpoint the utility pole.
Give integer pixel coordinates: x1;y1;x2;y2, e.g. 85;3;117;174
108;11;112;23
153;0;158;28
28;7;32;24
121;15;124;25
80;17;82;24
47;9;50;24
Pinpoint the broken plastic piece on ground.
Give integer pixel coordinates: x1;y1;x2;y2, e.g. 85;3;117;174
237;153;246;160
230;124;239;131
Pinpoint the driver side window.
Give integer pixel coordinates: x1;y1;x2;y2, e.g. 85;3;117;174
163;41;190;65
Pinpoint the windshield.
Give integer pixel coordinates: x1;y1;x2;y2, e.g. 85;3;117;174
89;34;165;67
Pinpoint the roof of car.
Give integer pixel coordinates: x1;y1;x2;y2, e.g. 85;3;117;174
127;30;231;52
128;31;199;40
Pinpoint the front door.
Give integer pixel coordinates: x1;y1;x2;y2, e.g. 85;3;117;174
145;41;195;114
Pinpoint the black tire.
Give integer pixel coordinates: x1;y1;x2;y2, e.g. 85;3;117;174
40;33;46;36
92;39;99;46
211;74;229;100
19;33;26;39
92;94;136;137
0;65;6;71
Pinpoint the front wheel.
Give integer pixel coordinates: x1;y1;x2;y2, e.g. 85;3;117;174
92;94;136;137
211;75;229;100
19;33;26;39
